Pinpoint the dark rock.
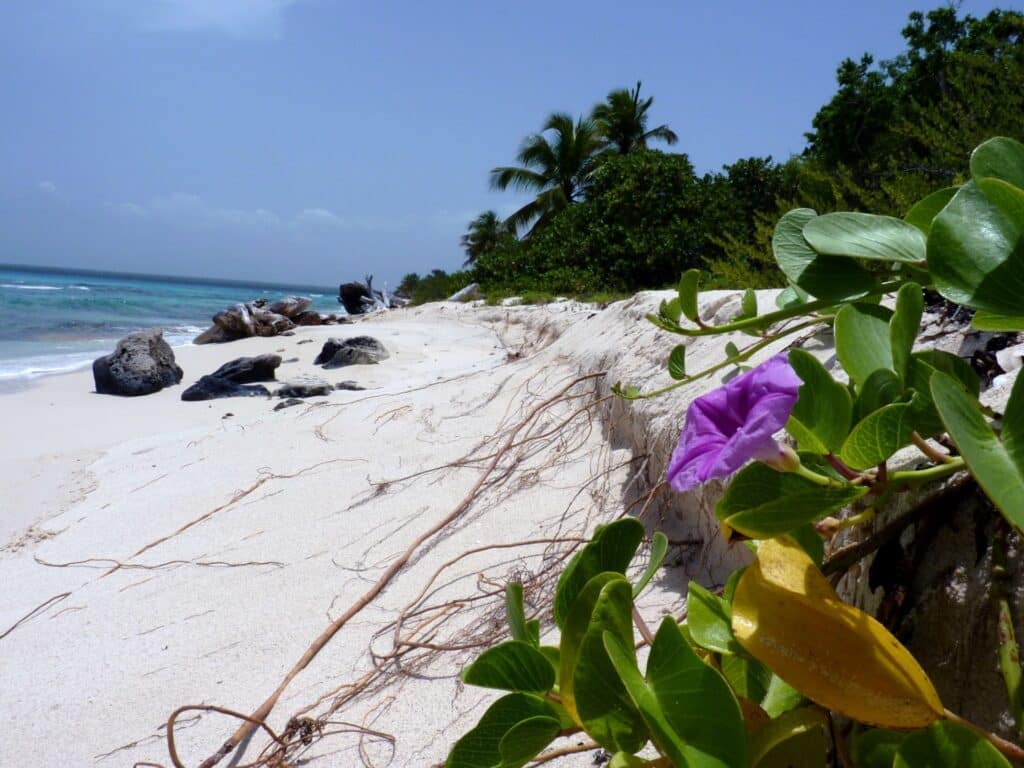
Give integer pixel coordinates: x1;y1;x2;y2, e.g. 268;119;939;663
293;310;324;326
92;330;184;397
276;380;334;398
314;336;389;368
335;381;366;391
274;398;305;411
251;309;294;337
181;375;270;401
213;303;255;337
282;357;299;363
193;325;234;345
208;354;281;383
339;282;373;315
268;296;312;318
297;339;315;345
280;330;295;336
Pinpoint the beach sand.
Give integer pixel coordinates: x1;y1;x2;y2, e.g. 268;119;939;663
0;294;765;766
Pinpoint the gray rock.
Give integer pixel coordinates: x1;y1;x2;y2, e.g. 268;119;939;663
276;380;334;398
293;310;324;326
208;354;282;383
267;296;312;318
213;303;255;337
251;309;294;337
92;330;184;397
335;381;366;391
274;398;305;411
181;375;270;401
314;336;389;368
297;339;315;345
193;324;233;345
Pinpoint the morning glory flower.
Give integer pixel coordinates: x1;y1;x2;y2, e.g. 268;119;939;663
667;354;802;492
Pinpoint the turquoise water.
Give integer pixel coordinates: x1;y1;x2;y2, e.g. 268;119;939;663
0;265;340;380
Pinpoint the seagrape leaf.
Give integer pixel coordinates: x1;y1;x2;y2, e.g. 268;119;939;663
668;345;686;380
970;136;1024;189
893;721;1010;768
445;692;561;768
605;617;747;768
786;348;852;453
803;212;926;263
678;269;701;322
931;371;1024;532
561;573;646;753
973;311;1024;332
716;462;868;539
554;518;644;628
772;208;877;301
748;707;828;768
928;179;1024;316
687;581;741;655
905;186;959;235
461;641;556;693
839;399;920;471
731;537;944;729
834;303;894;388
852;729;906;768
890;283;923;384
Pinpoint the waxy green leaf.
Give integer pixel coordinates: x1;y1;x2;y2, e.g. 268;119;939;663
678;269;701;322
668;345;686;380
786;348;852;453
905;186;959;235
972;311;1024;332
893;721;1011;768
445;693;562;768
717;462;868;538
772;208;876;301
890;283;924;384
834;303;894;388
839;400;920;470
747;707;828;768
461;641;556;693
632;532;668;597
687;581;741;655
852;729;906;768
803;212;926;263
970;136;1024;189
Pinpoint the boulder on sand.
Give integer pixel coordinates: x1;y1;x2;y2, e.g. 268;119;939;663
267;296;311;318
212;304;256;337
194;296;302;344
181;375;270;402
314;336;389;368
293;310;324;326
92;330;184;396
208;354;282;383
275;380;334;398
339;282;373;315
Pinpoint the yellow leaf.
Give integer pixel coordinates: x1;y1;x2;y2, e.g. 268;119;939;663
731;538;944;729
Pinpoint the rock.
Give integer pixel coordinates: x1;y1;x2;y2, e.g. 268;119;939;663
314;336;389;368
181;375;269;401
339;282;373;315
251;309;294;337
193;325;234;345
274;398;304;411
92;330;184;396
293;310;324;326
276;380;334;398
335;381;366;391
297;339;315;345
213;303;256;337
282;357;299;363
267;296;311;318
208;354;282;383
448;283;483;302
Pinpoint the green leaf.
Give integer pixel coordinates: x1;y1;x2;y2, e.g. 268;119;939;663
554;518;644;629
678;269;701;322
834;303;895;388
445;693;561;768
928;179;1024;315
659;298;682;324
716;462;868;538
970;136;1024;189
760;673;803;718
905;186;959;235
505;584;532;646
839;400;919;470
668;345;686;380
893;721;1011;768
571;577;647;753
852;369;902;425
973;311;1024;332
772;208;877;301
851;729;906;768
789;523;825;568
906;351;980;438
775;283;810;310
803;211;926;263
632;532;668;598
890;283;923;384
786;348;852;453
646;617;746;768
461;641;556;693
932;371;1024;531
721;654;771;702
607;754;652;768
688;581;742;655
538;646;560;685
740;288;757;319
748;707;828;768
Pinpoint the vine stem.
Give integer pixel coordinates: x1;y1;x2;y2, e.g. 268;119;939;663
944;709;1024;763
911;431;954;464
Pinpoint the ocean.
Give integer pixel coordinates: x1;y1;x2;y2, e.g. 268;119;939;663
0;264;341;381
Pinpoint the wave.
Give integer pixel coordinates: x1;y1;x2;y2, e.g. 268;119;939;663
0;352;96;381
1;283;63;291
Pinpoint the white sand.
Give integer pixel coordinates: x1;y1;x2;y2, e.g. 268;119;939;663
0;294;766;767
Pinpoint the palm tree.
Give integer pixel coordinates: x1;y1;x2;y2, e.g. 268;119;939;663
591;81;678;153
490;113;605;236
460;210;511;265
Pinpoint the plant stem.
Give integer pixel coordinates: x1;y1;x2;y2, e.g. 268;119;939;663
887;458;965;488
911;431;954;464
793;462;847;488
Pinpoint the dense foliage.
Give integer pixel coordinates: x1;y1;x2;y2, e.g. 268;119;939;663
445;135;1024;768
398;6;1024;301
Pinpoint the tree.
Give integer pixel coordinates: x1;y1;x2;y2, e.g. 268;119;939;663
591;81;678;154
460;210;513;265
490;113;604;237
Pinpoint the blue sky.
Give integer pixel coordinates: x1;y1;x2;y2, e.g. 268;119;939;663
0;0;1016;288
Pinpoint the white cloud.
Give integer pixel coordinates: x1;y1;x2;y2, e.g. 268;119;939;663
37;180;57;194
295;207;347;227
144;0;304;39
111;193;281;229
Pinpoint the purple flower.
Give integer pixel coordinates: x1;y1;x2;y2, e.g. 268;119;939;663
667;354;801;492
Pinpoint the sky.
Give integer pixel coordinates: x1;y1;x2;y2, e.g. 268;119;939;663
0;0;1017;289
